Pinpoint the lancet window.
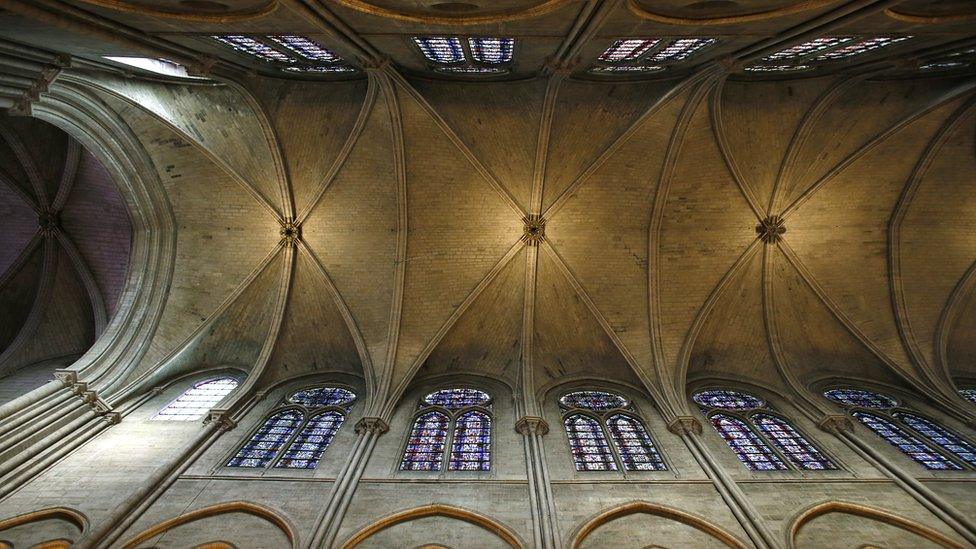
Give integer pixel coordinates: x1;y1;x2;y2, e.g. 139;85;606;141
400;388;493;472
227;386;356;469
560;390;666;472
824;388;974;470
694;389;835;471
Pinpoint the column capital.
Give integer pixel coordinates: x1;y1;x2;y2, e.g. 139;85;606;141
101;411;122;425
515;416;550;436
53;369;78;387
667;416;703;436
818;414;854;434
206;410;237;431
355;416;389;435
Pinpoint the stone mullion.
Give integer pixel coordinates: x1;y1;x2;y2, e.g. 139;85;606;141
669;417;780;549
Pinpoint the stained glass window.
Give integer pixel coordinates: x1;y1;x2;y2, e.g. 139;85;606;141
273;411;344;469
598;39;660;62
894;412;976;467
449;411;491;471
591;65;664;73
227;409;303;468
468;38;514;64
710;414;787;471
401;411;450;471
960;389;976;405
288;387;356;408
268;35;340;62
753;413;836;470
763;37;854;60
565;414;617;471
824;389;897;409
422;388;491;409
211;35;292;63
559;391;630;412
693;390;764;410
152;377;238;421
606;414;666;471
413;37;464;64
814;36;911;60
648;38;716;62
852;412;961;470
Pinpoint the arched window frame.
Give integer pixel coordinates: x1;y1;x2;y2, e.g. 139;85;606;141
225;384;357;470
694;388;837;472
824;386;975;471
558;389;668;473
151;375;240;421
399;387;494;473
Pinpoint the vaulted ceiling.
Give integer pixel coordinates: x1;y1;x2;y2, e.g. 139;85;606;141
0;0;973;420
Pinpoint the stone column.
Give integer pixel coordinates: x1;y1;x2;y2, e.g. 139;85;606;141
668;416;780;549
308;416;389;549
516;416;559;549
819;415;976;545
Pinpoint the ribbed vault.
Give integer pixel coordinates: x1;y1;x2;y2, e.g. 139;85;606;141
41;63;973;424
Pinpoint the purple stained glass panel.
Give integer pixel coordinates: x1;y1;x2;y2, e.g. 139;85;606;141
598;39;660;62
449;410;491;471
401;411;450;471
710;413;787;471
559;391;630;412
227;409;303;468
894;412;976;467
565;414;617;471
274;411;344;469
693;390;764;410
422;388;490;410
824;389;897;409
606;414;666;471
852;412;961;470
468;37;514;64
288;387;355;408
753;413;835;470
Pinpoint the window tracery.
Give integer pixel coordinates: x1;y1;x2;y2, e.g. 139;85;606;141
400;388;493;472
227;386;355;469
694;389;835;471
960;388;976;405
591;37;716;74
210;34;354;74
559;390;666;472
745;35;912;73
824;387;973;470
411;37;515;75
152;377;238;421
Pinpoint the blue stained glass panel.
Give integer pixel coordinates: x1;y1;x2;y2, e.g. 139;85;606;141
814;36;911;60
559;391;630;412
422;388;490;410
852;412;961;470
401;411;449;471
565;414;617;471
288;387;356;408
824;389;897;409
449;410;491;471
710;413;787;471
152;377;238;421
606;414;666;471
227;409;303;468
268;35;340;62
894;412;976;467
413;37;464;64
648;38;716;62
274;411;344;469
468;38;514;64
693;390;764;410
960;389;976;405
753;413;836;470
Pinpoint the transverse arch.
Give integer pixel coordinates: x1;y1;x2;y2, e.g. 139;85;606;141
570;501;748;549
789;501;964;549
341;504;523;549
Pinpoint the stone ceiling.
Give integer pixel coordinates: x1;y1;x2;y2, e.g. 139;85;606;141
0;0;974;421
